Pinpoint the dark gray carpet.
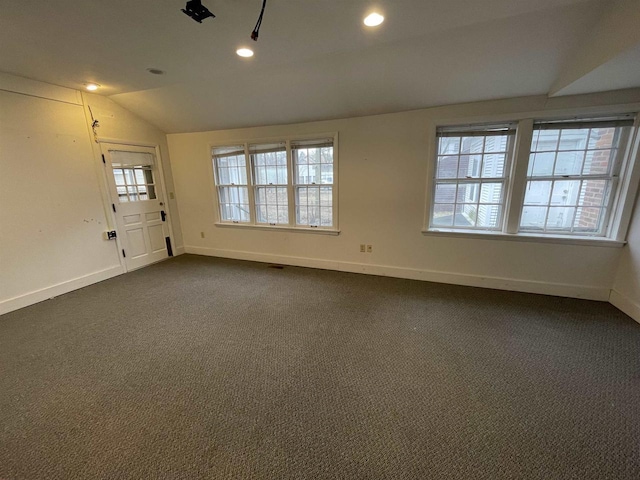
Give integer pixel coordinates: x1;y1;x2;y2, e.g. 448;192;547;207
1;254;639;479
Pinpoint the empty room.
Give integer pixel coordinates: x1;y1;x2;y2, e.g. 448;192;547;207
2;0;640;478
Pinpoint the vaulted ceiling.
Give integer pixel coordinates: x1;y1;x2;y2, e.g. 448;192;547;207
1;0;639;132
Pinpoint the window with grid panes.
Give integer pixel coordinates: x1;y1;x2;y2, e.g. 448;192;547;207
110;150;157;203
250;142;289;225
212;146;250;223
520;119;633;235
211;136;337;231
292;138;335;227
431;124;515;230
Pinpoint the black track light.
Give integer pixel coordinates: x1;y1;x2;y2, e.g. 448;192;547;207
182;0;215;23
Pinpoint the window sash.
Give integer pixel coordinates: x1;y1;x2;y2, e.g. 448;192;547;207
518;122;630;236
431;126;515;231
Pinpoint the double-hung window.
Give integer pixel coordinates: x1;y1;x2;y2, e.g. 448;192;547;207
292;138;335;228
432;124;516;230
427;115;638;242
212;136;337;231
520;120;633;235
213;146;250;223
251;142;289;225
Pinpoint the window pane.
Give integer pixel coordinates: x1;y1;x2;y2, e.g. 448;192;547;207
295;149;308;165
479;183;502;204
520;206;548;230
435;184;456;204
255;186;288;225
523;181;551;205
455;204;476;227
320;207;332;226
456;183;478;204
432;204;455;227
277;167;288;184
579;179;608;207
582;149;613;175
127;186;138;201
320;187;333;206
266;166;278;184
117;186;128;202
558;128;589;151
218;167;230;184
461;136;484;154
114;169;125;186
546;207;576;230
437;155;459;179
484;135;509;153
458;155;482;178
587;128;615;149
481;154;505;178
477;205;501;228
321;164;334;184
219;186;249;222
296;205;308;225
554;151;584;176
438;137;460;155
550;180;581;206
574;207;604;232
532;129;559;152
530;152;555;176
320;147;333;164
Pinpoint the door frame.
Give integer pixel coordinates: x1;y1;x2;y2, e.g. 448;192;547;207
98;139;176;272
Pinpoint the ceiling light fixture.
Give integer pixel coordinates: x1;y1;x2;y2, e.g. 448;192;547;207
182;0;215;23
364;12;384;27
85;83;100;91
147;68;165;75
236;48;254;58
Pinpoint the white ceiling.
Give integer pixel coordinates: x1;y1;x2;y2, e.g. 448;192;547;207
1;0;639;132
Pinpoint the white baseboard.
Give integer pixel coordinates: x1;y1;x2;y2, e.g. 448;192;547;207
609;289;640;324
185;246;610;301
0;265;125;316
174;246;185;256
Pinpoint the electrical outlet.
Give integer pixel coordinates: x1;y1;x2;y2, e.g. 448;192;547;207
360;244;366;253
366;244;373;253
200;231;205;238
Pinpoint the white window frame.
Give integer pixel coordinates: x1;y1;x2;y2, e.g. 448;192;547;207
291;138;336;229
212;145;251;224
210;133;339;235
250;142;290;226
424;113;640;246
430;123;517;231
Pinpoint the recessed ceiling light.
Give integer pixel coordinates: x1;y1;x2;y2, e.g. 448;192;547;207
147;68;165;75
364;12;384;27
85;83;100;91
236;48;254;58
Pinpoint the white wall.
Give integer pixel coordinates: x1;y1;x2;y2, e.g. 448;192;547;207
0;74;182;315
168;91;640;301
611;190;640;322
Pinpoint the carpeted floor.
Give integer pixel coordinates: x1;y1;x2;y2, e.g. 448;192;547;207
1;254;639;479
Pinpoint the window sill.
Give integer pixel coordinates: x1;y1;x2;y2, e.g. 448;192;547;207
215;222;340;235
422;228;625;247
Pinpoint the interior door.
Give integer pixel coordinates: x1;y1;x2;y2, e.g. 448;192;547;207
102;143;170;271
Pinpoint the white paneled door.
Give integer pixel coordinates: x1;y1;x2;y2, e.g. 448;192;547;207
102;143;171;271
